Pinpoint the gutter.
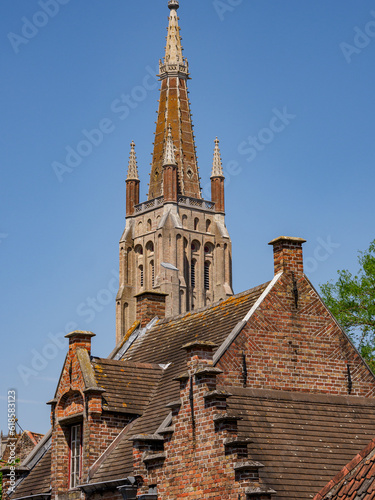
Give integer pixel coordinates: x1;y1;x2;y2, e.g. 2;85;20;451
78;477;136;494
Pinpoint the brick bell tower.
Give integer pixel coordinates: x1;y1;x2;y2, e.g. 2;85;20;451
116;0;233;343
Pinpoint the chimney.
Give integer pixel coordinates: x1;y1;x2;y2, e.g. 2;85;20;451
268;236;306;275
135;291;167;328
65;330;95;354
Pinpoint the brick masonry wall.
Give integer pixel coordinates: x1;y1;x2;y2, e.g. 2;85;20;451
50;338;131;495
218;273;375;397
132;345;270;499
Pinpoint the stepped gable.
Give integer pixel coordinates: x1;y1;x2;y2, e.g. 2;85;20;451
92;358;163;415
314;438;375;500
89;284;269;484
11;449;51;498
226;387;375;499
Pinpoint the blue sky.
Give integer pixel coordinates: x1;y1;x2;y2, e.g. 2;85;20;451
1;0;374;434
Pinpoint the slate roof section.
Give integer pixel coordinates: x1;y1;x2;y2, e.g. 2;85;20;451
314;438;375;500
11;449;51;498
92;358;163;415
90;284;269;483
226;387;375;500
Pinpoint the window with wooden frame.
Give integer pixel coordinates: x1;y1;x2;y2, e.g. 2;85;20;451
70;424;82;489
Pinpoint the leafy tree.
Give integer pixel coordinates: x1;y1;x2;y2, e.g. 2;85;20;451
320;239;375;371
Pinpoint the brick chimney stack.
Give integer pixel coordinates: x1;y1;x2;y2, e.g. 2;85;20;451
268;236;306;275
135;291;168;328
65;330;95;354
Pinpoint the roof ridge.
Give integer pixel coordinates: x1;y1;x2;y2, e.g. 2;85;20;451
227;386;375;407
155;281;271;325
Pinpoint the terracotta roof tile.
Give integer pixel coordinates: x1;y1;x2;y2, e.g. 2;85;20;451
314;439;375;499
91;359;163;415
11;449;51;498
90;285;268;483
226;387;375;500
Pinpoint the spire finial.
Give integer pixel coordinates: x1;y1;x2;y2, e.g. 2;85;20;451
168;0;179;10
127;141;139;181
211;137;224;178
163;0;184;67
163;124;177;166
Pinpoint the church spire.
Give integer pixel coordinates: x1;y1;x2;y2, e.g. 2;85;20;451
165;1;184;66
163;125;178;202
125;141;140;217
127;141;139;181
148;0;201;201
211;137;225;214
211;137;224;178
163;124;177;166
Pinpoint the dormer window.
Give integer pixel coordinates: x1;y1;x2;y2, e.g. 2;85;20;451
70;424;82;488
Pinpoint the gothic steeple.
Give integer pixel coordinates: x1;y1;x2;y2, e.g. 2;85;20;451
125;141;140;216
127;141;139;180
211;138;225;214
211;137;224;178
148;0;201;200
117;2;233;343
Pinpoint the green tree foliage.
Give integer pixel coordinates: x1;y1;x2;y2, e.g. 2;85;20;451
320;239;375;371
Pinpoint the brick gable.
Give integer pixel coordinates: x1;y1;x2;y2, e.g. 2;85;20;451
218;272;375;397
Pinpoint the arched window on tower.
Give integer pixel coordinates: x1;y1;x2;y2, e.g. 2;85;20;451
139;265;144;288
147;219;152;232
150;260;155;287
204;261;210;290
206;219;211;233
123;303;128;334
191;259;196;289
194;218;199;231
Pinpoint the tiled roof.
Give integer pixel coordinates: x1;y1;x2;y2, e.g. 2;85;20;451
226;387;375;500
11;449;51;498
90;284;270;483
314;439;375;499
92;358;163;415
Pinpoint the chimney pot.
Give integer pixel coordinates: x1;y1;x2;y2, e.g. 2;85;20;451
268;236;306;276
135;291;168;328
65;330;95;354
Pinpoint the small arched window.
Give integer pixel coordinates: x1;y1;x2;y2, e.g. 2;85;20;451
150;260;155;287
191;259;196;289
204;262;210;290
194;218;199;231
139;265;144;288
147;219;152;232
206;219;211;233
135;244;143;255
123;303;128;333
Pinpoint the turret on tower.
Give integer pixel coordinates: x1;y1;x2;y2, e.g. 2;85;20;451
126;141;140;217
116;1;233;343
